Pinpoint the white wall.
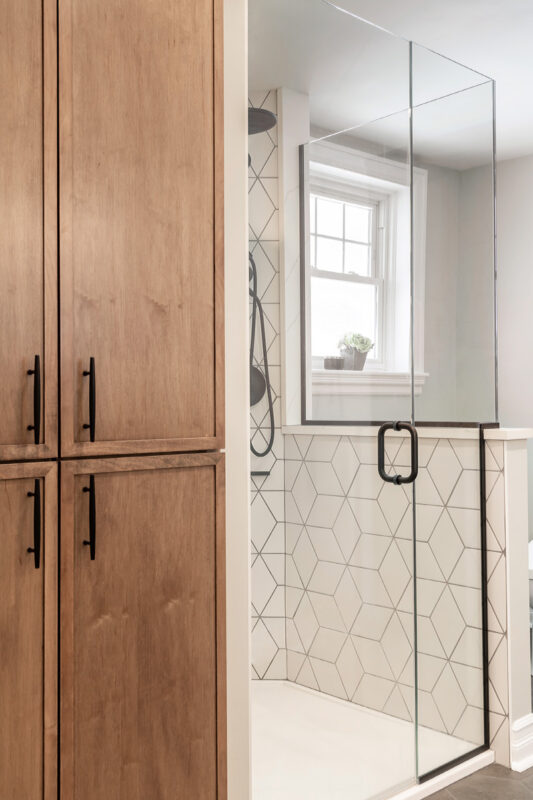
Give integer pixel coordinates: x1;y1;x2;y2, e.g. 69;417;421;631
417;164;460;420
497;154;533;539
224;0;251;797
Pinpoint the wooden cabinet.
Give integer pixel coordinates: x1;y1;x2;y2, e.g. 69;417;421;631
60;454;226;799
59;0;224;457
0;0;57;460
3;1;226;794
0;462;57;799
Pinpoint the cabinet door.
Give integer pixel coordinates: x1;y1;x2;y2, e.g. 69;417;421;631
61;454;226;800
59;0;224;457
0;0;57;460
0;462;58;800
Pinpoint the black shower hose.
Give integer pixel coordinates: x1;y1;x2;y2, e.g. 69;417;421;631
249;251;275;457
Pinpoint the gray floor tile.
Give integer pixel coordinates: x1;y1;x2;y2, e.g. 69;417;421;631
446;773;533;800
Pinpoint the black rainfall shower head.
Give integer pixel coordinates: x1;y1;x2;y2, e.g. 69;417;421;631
248;107;277;135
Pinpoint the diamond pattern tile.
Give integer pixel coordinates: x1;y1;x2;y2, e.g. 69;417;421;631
309;658;347;700
349;497;390;537
309;592;345;631
292;465;317;522
293;594;319;651
293;530;318;587
248;93;287;680
427;440;462;503
334;569;362;631
429;510;464;580
431;587;466;657
378;480;409;533
307;494;344;528
381;613;412;679
336;637;363;698
349;464;382;499
333;500;361;560
352;604;393;641
352;637;394;680
331;437;360;494
252;619;278;678
350;533;390;569
432;663;467;733
251;556;277;615
257;417;501;743
379;541;411;606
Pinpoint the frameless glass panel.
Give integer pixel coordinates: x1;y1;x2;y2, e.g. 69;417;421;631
411;43;493;780
414;434;486;778
300;109;418;800
411;50;496;425
411;43;491;109
249;0;410;137
249;4;419;799
301;111;413;426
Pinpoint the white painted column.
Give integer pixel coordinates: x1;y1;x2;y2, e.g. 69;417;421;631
224;1;251;797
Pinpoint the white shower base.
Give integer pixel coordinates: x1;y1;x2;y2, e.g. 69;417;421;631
252;681;479;800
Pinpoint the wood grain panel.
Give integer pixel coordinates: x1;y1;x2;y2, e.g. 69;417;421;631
61;454;225;799
0;462;57;800
60;0;224;456
0;0;57;460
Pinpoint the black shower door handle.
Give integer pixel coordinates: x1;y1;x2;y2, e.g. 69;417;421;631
83;357;96;442
27;354;41;444
27;479;41;569
377;421;418;485
83;475;96;560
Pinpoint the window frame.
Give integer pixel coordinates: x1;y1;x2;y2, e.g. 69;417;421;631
308;178;387;368
299;138;428;421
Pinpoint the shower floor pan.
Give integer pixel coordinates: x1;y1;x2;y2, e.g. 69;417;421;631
252;681;493;800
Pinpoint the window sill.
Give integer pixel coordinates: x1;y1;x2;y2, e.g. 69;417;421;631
312;369;428;396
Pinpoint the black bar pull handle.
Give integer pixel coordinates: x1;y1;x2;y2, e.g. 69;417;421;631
377;421;418;485
27;479;41;569
27;354;41;445
83;475;96;560
83;357;96;442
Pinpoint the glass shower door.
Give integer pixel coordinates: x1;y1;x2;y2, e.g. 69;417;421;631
295;8;421;796
410;41;496;779
299;120;420;799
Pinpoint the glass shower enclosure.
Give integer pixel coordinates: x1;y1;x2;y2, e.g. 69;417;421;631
249;1;496;797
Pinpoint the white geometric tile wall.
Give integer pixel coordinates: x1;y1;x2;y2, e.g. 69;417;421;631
285;432;508;756
249;90;286;680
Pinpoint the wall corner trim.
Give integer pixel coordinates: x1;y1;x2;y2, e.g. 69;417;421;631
511;714;533;772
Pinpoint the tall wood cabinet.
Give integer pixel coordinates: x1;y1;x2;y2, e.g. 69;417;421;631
0;0;57;461
59;0;224;457
1;0;225;797
0;462;57;799
61;454;225;799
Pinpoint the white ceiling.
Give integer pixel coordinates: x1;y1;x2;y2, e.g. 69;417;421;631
248;0;533;163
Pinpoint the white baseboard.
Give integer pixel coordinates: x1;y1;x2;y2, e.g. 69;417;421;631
511;713;533;772
391;751;494;800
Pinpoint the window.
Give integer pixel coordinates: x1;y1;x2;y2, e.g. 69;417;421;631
300;138;428;403
309;190;383;366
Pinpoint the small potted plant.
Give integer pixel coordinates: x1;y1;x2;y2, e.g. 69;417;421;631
338;332;374;370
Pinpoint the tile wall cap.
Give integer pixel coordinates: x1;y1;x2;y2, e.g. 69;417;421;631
282;425;533;441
